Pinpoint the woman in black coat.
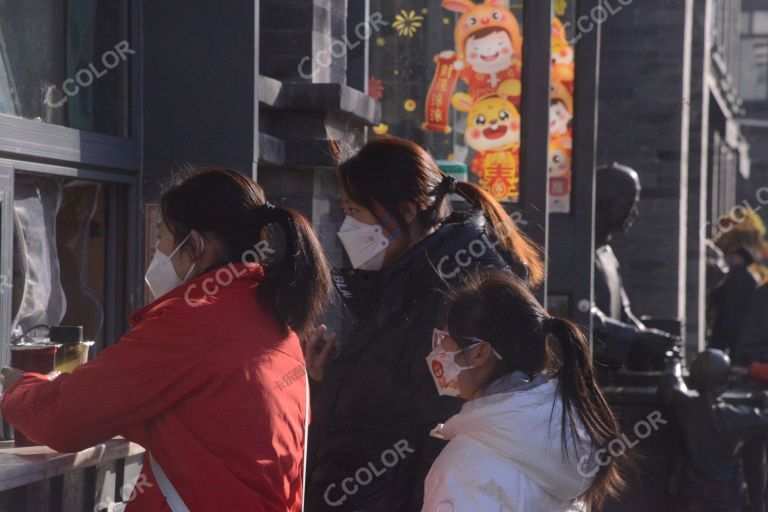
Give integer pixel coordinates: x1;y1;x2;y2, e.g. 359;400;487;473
304;138;543;512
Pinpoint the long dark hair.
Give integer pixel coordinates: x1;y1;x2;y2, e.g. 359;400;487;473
444;270;625;508
160;167;332;337
336;137;544;286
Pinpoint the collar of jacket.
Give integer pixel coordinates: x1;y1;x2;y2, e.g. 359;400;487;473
129;262;265;326
334;210;517;326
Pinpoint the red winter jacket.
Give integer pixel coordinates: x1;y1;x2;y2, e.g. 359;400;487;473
2;263;308;511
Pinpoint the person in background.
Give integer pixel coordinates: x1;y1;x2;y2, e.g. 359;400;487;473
422;271;625;511
304;137;544;511
2;168;332;511
709;209;768;355
661;349;768;512
709;211;768;512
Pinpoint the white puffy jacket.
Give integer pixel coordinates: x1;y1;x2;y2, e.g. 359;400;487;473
422;378;597;512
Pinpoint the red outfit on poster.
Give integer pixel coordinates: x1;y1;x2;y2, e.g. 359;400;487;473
2;263;307;512
459;63;522;104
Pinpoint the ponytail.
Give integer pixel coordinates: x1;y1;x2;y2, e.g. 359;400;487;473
259;206;333;338
547;317;626;508
455;181;544;286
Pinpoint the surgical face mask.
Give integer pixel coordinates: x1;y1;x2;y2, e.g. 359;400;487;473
426;329;502;397
337;215;400;271
144;232;203;300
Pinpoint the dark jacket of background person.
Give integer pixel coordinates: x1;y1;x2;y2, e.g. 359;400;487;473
736;284;768;365
305;210;526;512
710;262;758;354
660;371;768;511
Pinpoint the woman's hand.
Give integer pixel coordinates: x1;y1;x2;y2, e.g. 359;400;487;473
300;325;336;382
1;367;23;391
1;368;61;391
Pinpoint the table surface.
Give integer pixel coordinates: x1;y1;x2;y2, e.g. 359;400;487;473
0;437;145;492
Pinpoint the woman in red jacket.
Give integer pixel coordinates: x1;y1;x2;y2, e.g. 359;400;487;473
1;168;332;511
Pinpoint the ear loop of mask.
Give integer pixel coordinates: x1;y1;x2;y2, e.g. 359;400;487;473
171;232;205;281
453;342;483;371
376;211;403;242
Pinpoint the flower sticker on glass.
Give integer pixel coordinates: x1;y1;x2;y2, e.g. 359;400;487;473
393;9;424;38
369;76;384;101
555;0;568;17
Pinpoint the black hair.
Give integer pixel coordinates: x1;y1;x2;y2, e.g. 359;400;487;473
160;167;332;337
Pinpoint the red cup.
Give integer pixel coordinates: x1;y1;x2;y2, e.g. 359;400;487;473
10;344;59;374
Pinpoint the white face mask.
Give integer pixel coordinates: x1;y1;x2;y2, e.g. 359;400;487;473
144;232;203;300
337;215;400;271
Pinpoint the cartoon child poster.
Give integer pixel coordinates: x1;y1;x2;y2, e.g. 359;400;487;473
423;0;523;202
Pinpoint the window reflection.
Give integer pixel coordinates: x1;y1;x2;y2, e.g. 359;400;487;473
0;0;130;137
740;7;768;102
549;13;575;213
12;175;109;348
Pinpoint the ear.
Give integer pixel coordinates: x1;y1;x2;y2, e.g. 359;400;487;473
187;229;206;259
399;201;419;225
468;341;495;367
442;0;474;14
452;92;474;113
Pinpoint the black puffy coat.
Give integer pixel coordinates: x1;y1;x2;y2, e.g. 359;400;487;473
305;210;527;512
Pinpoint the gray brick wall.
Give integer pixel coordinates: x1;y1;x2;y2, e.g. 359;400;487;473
597;0;691;324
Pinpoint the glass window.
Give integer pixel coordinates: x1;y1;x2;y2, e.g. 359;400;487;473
740;37;768;101
753;10;768;35
742;12;752;35
0;0;131;137
12;174;127;351
368;0;525;203
549;6;575;214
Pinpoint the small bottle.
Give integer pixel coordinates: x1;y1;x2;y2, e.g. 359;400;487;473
52;326;94;373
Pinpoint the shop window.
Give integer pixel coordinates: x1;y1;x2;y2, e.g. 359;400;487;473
12;174;127;351
368;0;526;203
364;1;567;210
0;0;131;137
549;3;576;214
740;37;768;101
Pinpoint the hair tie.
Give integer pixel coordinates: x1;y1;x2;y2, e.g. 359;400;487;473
262;201;276;211
543;317;555;334
443;175;457;194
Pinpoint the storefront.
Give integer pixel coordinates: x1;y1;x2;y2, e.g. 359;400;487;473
1;0;749;509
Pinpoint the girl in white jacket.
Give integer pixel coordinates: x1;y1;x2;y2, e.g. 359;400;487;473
422;271;626;512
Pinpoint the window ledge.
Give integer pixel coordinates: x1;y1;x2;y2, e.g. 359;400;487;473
0;437;144;492
258;75;380;125
0;114;139;172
